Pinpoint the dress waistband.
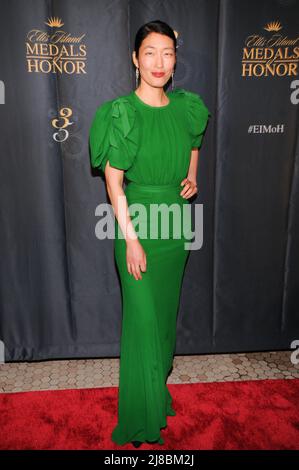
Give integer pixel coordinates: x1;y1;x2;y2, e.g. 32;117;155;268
126;181;181;192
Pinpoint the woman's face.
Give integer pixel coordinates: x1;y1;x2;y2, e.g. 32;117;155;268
133;32;176;88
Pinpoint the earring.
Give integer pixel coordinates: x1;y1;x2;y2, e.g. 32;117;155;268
135;68;139;89
171;71;174;90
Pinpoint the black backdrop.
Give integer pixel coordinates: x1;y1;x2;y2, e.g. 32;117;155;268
0;0;299;361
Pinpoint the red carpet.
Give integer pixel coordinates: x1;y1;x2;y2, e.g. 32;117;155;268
1;378;299;450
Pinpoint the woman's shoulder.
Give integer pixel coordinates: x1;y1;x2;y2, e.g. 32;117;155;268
169;87;209;110
170;88;211;148
90;91;138;139
92;91;136;117
89;91;140;173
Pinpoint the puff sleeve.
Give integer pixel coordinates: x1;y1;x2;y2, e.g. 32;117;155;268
89;96;139;175
184;89;211;149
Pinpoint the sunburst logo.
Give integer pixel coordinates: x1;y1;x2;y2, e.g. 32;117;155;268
264;21;282;32
45;16;64;28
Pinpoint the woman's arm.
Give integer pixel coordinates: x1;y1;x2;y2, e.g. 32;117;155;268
187;148;199;183
104;162;147;281
180;148;199;199
104;162;137;244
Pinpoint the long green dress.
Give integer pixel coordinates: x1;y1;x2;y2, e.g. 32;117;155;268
89;87;210;446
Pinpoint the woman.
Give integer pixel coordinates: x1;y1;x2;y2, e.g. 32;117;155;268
89;20;210;448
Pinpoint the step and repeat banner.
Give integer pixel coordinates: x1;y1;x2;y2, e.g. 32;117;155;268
0;0;298;360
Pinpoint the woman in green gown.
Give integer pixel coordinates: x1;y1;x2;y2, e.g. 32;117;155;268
89;20;210;447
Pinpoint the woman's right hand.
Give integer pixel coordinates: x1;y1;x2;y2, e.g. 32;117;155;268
126;239;147;280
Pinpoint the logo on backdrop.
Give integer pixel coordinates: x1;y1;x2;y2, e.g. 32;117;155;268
51;107;74;142
26;17;87;74
242;21;299;77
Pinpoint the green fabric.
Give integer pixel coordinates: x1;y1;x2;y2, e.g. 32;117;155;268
89;87;211;180
89;88;210;446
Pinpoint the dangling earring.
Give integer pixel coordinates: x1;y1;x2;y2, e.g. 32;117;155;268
171;71;175;91
135;67;139;89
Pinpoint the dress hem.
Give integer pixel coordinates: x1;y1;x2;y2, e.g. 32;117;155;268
111;407;176;446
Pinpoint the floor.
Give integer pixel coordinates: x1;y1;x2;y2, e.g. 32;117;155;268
0;350;298;393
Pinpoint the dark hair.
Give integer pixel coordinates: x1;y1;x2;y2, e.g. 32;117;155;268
134;20;177;59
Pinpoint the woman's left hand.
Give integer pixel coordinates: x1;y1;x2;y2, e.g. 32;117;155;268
180;178;198;199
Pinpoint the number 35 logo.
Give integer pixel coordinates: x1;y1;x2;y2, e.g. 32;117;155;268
52;107;74;142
